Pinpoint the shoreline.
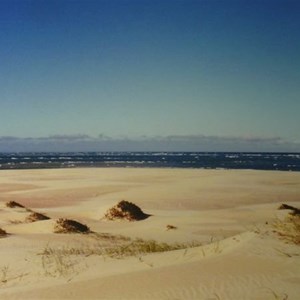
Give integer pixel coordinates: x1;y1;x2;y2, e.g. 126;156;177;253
1;165;300;173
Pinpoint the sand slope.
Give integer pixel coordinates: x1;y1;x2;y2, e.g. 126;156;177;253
0;168;300;299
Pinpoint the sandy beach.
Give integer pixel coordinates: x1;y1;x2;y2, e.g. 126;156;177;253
0;168;299;299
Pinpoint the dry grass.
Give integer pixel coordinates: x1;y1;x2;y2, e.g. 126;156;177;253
166;224;177;230
0;228;8;237
103;238;195;258
37;233;202;278
0;266;9;283
9;220;23;224
39;235;201;260
40;245;77;278
278;203;300;215
0;265;29;285
26;212;50;223
5;201;26;209
54;218;90;234
273;203;300;245
264;287;289;300
104;200;150;221
273;214;300;245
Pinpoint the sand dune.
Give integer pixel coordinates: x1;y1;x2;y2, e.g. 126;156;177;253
0;168;300;299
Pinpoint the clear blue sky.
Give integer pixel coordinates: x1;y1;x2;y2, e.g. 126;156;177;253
0;0;299;151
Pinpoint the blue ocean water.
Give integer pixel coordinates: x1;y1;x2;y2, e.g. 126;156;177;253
0;152;299;171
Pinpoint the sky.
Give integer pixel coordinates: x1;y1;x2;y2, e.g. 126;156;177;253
0;0;299;152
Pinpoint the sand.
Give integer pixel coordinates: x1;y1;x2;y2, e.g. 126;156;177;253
0;168;299;299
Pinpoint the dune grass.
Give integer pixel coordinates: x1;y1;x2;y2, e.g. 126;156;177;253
39;234;201;261
273;214;300;245
26;212;50;223
166;224;177;230
104;200;150;221
54;218;90;234
0;266;9;283
0;228;8;237
38;235;201;277
102;238;197;258
5;201;26;209
40;244;77;278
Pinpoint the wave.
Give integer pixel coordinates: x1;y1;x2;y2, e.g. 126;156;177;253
0;152;299;171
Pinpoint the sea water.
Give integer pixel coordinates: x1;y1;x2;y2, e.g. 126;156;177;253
0;152;299;171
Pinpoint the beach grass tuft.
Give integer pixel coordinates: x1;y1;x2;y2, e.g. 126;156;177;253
278;203;300;216
166;224;177;230
40;244;77;277
104;200;150;221
54;218;90;234
0;266;9;283
0;228;8;237
273;214;300;245
38;235;201;261
26;212;50;223
5;201;26;209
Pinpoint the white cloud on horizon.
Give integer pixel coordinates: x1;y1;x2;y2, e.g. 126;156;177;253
0;134;299;152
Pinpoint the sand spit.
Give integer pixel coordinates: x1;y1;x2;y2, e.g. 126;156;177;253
0;168;300;299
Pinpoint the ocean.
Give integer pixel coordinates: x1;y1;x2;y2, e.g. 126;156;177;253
0;152;299;171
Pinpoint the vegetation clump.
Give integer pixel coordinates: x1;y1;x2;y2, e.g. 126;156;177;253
166;224;177;230
278;203;300;215
39;237;201;260
104;200;150;221
54;218;90;234
5;201;26;209
26;212;50;223
273;214;300;245
104;238;189;258
0;228;8;237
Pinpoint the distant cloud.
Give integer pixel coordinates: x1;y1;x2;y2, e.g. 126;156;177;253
0;134;299;152
0;136;20;142
35;134;93;141
135;135;300;152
